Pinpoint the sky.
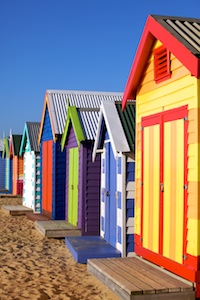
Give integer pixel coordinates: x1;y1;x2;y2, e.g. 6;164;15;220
0;0;199;137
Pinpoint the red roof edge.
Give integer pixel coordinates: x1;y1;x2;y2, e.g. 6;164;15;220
122;15;200;110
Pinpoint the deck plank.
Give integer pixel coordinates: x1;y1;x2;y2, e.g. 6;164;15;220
117;258;180;292
87;256;195;300
127;257;192;291
88;258;142;295
108;258;169;293
103;259;156;294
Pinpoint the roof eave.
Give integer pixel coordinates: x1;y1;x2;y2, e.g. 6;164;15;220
38;92;57;145
122;15;200;110
61;106;85;151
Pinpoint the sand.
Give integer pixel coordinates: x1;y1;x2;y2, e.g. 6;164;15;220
0;197;119;300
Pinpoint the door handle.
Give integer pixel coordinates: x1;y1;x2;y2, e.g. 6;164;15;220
160;183;164;192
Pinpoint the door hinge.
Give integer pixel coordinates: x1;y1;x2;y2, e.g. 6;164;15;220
182;254;187;260
184;185;188;190
140;237;143;242
141;182;144;186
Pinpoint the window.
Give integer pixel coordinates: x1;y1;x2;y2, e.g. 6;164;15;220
154;45;171;83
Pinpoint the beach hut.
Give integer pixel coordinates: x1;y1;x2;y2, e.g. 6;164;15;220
19;122;40;212
0;139;6;189
9;134;23;195
122;15;200;296
38;90;122;221
92;101;135;257
61;105;101;235
2;137;12;193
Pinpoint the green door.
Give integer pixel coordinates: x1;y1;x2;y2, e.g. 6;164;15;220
68;147;79;226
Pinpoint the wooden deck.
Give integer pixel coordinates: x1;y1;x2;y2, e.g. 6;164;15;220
87;256;195;300
35;220;82;238
1;205;33;216
26;212;52;222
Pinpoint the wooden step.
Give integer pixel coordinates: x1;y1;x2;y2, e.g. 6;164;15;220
1;205;33;216
35;220;82;238
87;256;195;300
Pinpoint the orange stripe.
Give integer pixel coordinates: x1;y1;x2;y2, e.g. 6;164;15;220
169;121;177;261
148;126;154;250
188;108;200;144
137;122;142;151
188;181;200;219
136;178;141;208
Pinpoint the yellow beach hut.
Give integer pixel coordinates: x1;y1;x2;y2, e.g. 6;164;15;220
122;15;200;296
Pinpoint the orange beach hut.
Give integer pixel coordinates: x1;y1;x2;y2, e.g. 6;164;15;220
9;134;24;195
122;15;200;296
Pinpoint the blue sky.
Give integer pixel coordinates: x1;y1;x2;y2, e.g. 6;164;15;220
0;0;199;136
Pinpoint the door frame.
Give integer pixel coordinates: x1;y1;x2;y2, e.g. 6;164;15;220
135;105;190;279
104;139;117;247
68;147;79;226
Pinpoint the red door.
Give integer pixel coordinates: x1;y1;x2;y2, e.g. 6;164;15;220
42;141;52;214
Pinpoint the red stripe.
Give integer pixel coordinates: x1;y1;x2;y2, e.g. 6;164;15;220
159;114;164;255
140;125;144;246
183;109;188;264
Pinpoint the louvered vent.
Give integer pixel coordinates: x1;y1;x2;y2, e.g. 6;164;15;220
154;45;171;83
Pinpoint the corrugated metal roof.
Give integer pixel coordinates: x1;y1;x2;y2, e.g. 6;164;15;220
26;122;40;152
12;135;22;156
0;139;4;152
152;15;200;56
115;101;136;152
92;100;135;161
78;108;99;140
47;90;123;136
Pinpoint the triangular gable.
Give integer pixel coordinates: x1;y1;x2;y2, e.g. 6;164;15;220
122;15;200;109
61;106;85;150
20;122;40;156
20;124;31;156
10;135;22;157
38;93;56;144
92;101;130;162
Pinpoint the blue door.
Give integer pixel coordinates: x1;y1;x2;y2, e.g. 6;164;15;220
105;138;117;247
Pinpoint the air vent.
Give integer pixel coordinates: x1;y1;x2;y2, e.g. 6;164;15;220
154;45;171;83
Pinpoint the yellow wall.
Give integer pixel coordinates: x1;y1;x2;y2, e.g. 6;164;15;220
135;39;199;258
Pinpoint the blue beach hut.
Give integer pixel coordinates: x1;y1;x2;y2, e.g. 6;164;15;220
92;100;135;257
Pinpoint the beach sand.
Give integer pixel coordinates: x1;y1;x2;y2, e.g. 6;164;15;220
0;197;119;300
